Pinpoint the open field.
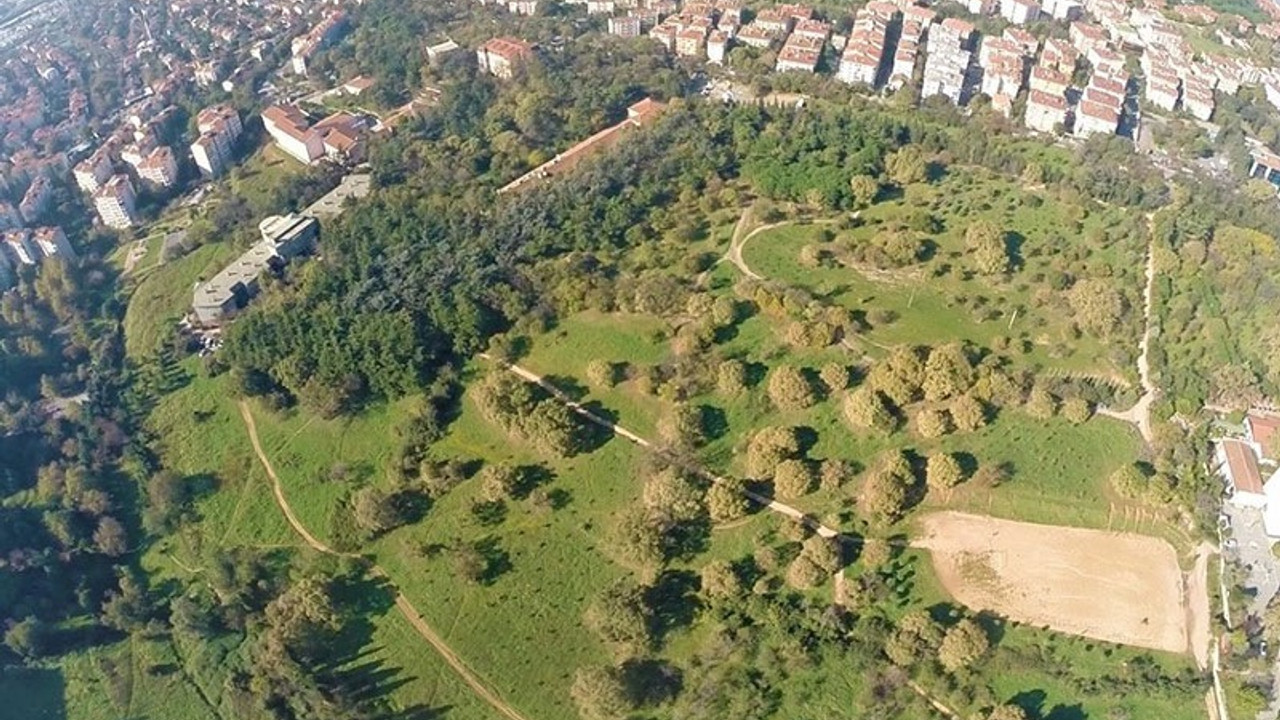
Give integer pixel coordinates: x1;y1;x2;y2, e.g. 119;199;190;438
740;170;1141;380
916;511;1192;654
123;242;236;359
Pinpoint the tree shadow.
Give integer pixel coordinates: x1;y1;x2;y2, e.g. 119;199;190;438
700;405;730;441
473;535;513;585
975;610;1007;647
540;374;589;402
794;426;821;456
511;464;555;500
577;400;620;452
620;658;683;707
744;361;769;388
645;570;700;643
469;500;507;526
390;488;431;525
1005;231;1026;271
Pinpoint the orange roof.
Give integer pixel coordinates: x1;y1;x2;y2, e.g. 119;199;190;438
1249;412;1280;460
1224;439;1264;495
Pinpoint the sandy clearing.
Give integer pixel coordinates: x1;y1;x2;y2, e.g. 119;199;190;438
916;511;1187;654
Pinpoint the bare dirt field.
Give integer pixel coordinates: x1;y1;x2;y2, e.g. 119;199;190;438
916;511;1190;654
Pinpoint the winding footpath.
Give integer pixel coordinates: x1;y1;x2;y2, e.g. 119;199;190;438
1096;219;1158;443
492;358;847;544
238;401;530;720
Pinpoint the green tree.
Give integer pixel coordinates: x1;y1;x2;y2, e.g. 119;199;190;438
479;462;523;503
3;616;48;659
1110;463;1146;498
612;507;667;571
949;394;987;432
926;453;965;492
939;618;990;672
849;174;880;208
1024;387;1057;419
699;560;742;601
844;387;896;432
746;426;803;478
643;469;705;523
707;477;750;523
915;407;952;438
571;665;632;720
93;516;128;556
352;486;406;537
659;403;708;448
585;578;652;655
1067;279;1126;337
886;145;929;186
767;365;817;411
965;220;1010;275
922;343;975;402
860;451;916;523
773;459;814;500
1062;397;1092;424
819;362;850;393
717;359;748;395
586;360;621;389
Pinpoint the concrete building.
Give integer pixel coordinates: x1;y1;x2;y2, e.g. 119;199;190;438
292;11;348;75
707;30;729;64
609;15;642;37
92;175;138;229
73;150;113;194
476;37;535;79
1248;147;1280;186
1000;0;1041;24
838;2;897;87
922;19;974;104
192;214;320;326
192;105;242;177
776;34;822;73
18;175;52;223
138;146;178;188
676;27;707;58
1074;98;1120;136
262;105;325;165
0;226;71;269
1025;89;1068;132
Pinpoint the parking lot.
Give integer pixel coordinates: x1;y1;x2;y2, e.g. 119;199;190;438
1223;502;1279;617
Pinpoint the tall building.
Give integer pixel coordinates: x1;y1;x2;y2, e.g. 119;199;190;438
92;175;139;229
291;11;348;75
18;175;52;223
138;146;179;188
476;37;535;79
73;150;113;194
191;105;243;177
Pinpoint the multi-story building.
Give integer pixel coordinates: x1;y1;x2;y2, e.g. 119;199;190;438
18;175;51;223
292;11;348;75
31;227;73;261
73;150;113;194
2;229;38;265
776;33;822;73
1030;65;1070;96
1074;99;1119;136
838;1;897;86
1000;0;1041;24
922;19;975;104
193;213;321;326
676;27;707;57
191;105;242;177
1182;75;1215;120
476;37;535;79
262;106;325;165
92;174;139;229
609;15;642;37
1040;37;1079;73
138;146;178;188
707;30;729;64
1025;89;1068;132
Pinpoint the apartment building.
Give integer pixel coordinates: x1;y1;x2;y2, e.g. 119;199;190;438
92;174;139;229
191;104;242;177
18;175;51;223
476;37;535;79
138;146;179;188
73;150;113;194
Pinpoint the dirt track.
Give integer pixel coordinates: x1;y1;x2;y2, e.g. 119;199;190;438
238;402;530;720
916;511;1188;654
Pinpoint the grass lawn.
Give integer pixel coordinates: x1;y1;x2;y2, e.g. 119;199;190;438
123;243;236;359
229;144;307;202
740;170;1138;380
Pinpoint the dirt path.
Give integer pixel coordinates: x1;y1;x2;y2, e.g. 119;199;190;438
717;206;847;282
493;359;846;544
238;402;530;720
1187;543;1212;670
1097;215;1158;443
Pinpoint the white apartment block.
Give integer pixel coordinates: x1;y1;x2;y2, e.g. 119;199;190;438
261;106;325;165
138;146;179;188
192;105;242;177
73;151;113;194
1074;99;1119;137
93;175;139;229
1000;0;1041;25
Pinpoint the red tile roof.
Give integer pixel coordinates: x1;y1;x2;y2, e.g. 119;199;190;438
1224;439;1264;495
1249;412;1280;460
